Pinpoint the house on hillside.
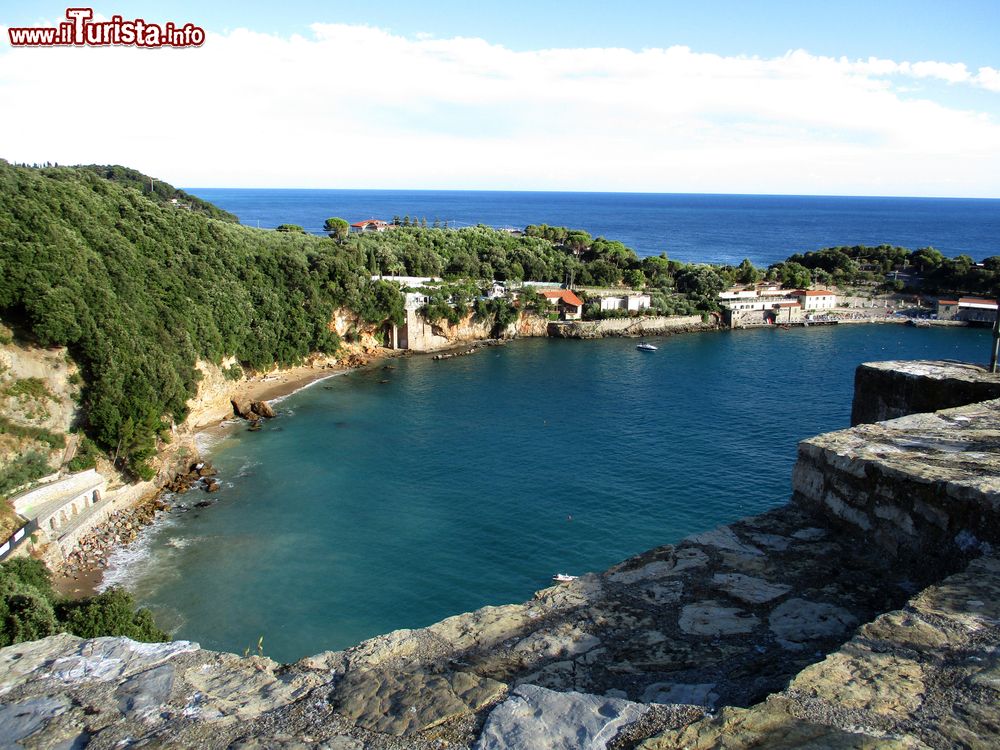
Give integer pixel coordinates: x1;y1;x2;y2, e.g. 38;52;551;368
486;281;507;299
937;297;998;323
351;219;390;233
598;294;652;312
541;289;584;320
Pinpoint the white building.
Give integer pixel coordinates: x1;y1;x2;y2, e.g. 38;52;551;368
718;290;760;303
486;281;507;299
796;290;837;310
372;275;441;288
598;294;652;312
937;297;997;322
351;219;390;233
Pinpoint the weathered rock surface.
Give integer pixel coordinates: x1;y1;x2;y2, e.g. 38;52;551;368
474;684;650;750
851;359;1000;426
231;397;254;419
250;400;276;418
793;396;1000;563
641;554;1000;749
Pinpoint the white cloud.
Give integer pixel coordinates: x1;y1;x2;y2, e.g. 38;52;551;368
1;24;999;196
975;66;1000;93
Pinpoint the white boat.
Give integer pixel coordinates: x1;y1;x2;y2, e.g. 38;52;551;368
552;573;578;582
636;342;657;352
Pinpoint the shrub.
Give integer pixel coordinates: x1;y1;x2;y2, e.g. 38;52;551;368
0;590;58;646
0;558;55;603
0;451;51;499
0;416;66;450
5;378;53;401
223;363;244;381
58;588;168;642
67;437;102;472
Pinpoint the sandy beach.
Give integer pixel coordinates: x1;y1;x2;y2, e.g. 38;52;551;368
50;346;406;600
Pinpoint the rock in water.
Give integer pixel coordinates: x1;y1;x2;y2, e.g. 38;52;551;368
251;400;276;418
231;399;253;419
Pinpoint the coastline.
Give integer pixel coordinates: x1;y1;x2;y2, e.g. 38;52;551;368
47;311;963;600
52;346;410;599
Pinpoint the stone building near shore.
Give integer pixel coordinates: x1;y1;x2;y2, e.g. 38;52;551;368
718;286;835;327
936;295;998;322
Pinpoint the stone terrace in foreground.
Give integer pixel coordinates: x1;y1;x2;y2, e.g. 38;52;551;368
1;361;998;749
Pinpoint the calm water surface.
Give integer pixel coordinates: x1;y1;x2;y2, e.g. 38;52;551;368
188;188;1000;267
109;325;989;662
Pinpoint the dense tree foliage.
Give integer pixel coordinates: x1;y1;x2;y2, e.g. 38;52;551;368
77;165;238;223
0;162;396;476
324;217;349;241
768;244;1000;296
0;557;167;646
4;162;995;479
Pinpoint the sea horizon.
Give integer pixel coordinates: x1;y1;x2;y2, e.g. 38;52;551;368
186;188;1000;268
186;186;1000;202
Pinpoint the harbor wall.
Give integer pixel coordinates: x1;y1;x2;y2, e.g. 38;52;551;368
548;314;713;338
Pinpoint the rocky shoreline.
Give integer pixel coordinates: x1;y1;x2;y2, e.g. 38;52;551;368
57;495;169;581
45;317;968;598
432;339;506;360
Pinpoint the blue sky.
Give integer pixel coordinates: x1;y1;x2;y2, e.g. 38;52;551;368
7;0;999;64
2;1;1000;195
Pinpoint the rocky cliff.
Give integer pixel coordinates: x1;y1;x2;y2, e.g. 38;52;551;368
2;360;998;749
405;310;550;352
0;332;82;482
549;315;715;339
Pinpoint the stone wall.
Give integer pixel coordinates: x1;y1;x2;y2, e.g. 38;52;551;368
54;479;157;556
850;359;1000;425
794;397;1000;563
549;315;712;339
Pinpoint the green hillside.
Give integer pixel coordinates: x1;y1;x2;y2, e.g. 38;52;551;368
0;161;391;477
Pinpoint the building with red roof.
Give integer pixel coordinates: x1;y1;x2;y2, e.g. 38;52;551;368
937;296;997;322
351;219;389;233
541;289;584;320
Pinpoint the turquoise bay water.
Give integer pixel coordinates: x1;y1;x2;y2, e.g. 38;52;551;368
110;326;988;663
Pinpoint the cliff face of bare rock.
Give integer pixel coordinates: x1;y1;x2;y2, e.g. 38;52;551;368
0;333;82;482
404;311;550;352
3;360;999;749
548;315;715;339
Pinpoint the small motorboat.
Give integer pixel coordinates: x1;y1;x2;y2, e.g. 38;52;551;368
552;573;578;583
636;342;657;352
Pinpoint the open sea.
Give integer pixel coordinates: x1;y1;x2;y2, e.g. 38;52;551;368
187;188;1000;267
108;325;990;663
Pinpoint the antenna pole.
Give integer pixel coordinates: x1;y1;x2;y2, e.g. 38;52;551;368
990;300;1000;373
